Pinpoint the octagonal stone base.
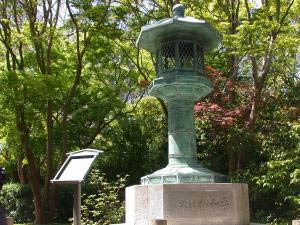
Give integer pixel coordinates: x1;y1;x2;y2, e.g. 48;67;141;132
125;183;250;225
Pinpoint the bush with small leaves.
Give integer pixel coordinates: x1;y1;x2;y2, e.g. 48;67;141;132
81;170;127;225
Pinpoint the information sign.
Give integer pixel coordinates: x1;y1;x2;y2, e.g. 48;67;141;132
51;149;102;225
52;149;102;184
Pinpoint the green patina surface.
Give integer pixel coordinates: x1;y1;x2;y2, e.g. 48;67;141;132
137;4;226;184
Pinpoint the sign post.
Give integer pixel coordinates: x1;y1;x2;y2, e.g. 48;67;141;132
51;149;102;225
73;183;81;225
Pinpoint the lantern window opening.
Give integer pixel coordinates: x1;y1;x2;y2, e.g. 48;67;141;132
157;40;205;76
196;44;204;74
179;41;194;69
161;42;176;71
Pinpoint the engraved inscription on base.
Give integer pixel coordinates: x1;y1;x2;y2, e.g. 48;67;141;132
167;191;233;218
179;174;212;183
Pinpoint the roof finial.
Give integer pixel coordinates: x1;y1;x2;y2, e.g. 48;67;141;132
173;4;185;17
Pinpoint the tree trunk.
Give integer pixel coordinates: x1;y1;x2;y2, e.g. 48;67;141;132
249;86;262;129
227;146;237;178
17;156;25;184
61;107;69;162
46;185;58;223
41;100;55;223
16;108;43;224
227;55;239;103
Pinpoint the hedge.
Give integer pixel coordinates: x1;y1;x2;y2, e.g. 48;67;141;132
0;183;73;223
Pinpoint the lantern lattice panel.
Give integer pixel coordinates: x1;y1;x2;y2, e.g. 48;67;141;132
195;45;204;72
179;41;194;69
161;42;176;70
157;40;204;75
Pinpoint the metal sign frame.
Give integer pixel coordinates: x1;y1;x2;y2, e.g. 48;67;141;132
51;149;102;184
51;149;102;225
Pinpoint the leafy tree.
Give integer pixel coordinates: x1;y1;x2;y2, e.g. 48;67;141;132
0;0;144;223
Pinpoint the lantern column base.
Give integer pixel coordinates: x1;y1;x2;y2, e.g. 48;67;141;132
141;165;227;184
143;75;226;184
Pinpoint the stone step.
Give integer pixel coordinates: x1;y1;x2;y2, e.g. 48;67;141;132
112;222;266;225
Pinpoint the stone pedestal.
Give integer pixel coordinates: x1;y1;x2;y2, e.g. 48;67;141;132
6;217;14;225
125;183;249;225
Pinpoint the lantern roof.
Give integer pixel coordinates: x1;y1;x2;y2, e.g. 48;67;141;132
136;4;222;54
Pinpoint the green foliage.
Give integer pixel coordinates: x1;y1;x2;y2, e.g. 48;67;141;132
53;186;73;223
196;118;255;175
0;183;73;223
247;121;300;223
81;170;127;225
93;97;167;184
196;103;300;223
0;183;34;223
0;177;128;225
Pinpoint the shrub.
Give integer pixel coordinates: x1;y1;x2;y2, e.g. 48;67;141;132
0;183;34;223
53;185;73;223
0;171;127;224
81;170;127;225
